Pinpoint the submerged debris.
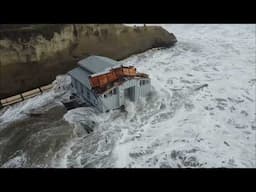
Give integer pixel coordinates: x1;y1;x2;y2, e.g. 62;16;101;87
224;141;230;147
194;84;208;91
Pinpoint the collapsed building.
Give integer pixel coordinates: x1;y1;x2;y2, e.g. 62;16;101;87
68;55;151;112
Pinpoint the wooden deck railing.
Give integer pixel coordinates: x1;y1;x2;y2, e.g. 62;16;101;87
0;84;53;109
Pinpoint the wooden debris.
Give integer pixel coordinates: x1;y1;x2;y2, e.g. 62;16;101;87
194;84;208;91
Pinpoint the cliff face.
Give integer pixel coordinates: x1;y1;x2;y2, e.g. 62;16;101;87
0;24;177;99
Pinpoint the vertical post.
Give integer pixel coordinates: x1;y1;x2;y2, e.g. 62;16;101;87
0;100;3;109
39;87;43;94
20;94;24;101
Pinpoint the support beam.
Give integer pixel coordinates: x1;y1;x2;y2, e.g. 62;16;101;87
20;94;24;101
39;87;43;94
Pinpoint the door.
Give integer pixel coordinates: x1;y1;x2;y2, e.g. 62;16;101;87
124;86;135;101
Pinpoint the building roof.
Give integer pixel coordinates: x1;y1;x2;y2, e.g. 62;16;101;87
68;67;92;89
78;55;119;74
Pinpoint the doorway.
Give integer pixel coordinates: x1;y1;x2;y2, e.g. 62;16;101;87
124;86;135;101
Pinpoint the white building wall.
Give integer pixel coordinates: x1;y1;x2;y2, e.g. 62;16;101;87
101;94;119;112
139;83;151;97
71;77;151;113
